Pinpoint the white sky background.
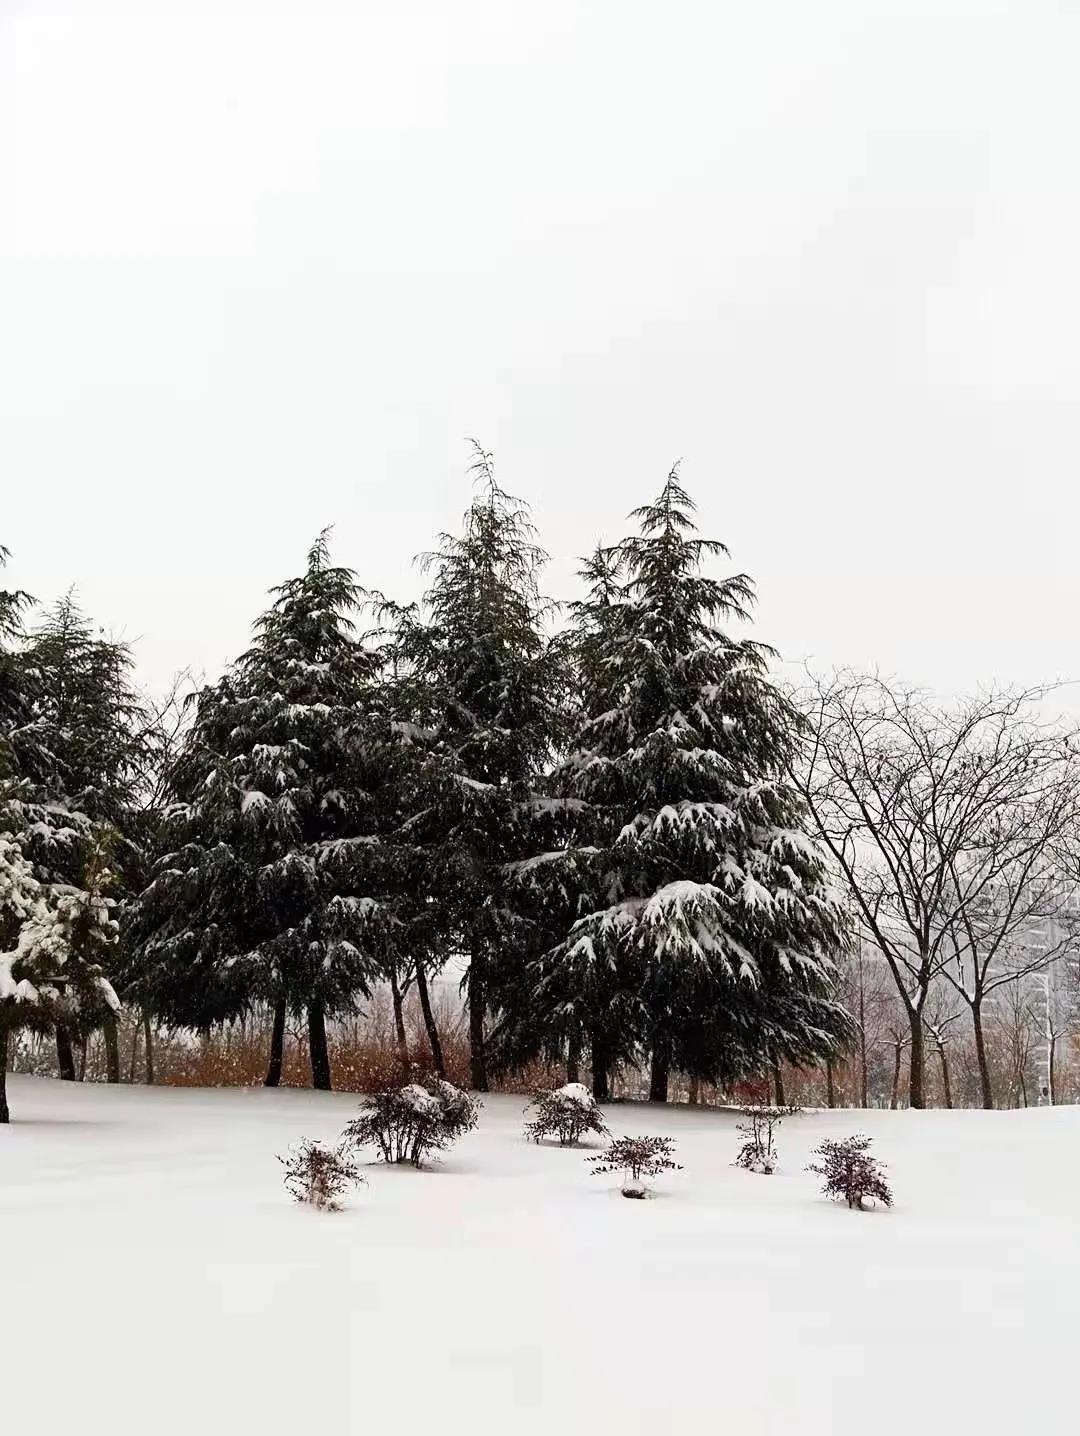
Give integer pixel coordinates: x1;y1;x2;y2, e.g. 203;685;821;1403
3;0;1080;701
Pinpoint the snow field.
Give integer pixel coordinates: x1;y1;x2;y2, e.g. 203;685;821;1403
1;1077;1076;1436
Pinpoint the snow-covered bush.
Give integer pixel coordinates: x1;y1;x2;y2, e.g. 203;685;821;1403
734;1106;783;1174
279;1139;363;1211
524;1082;609;1147
344;1077;480;1167
588;1135;681;1199
807;1135;892;1210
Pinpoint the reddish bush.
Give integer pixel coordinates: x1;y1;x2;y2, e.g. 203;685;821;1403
588;1135;682;1198
807;1135;893;1210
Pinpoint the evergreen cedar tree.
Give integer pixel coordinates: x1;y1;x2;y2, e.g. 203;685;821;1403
1;557;127;1121
504;468;852;1100
379;443;568;1091
16;594;147;1078
130;531;416;1090
5;455;853;1109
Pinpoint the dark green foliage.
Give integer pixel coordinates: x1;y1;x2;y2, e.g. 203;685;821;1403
19;593;147;839
6;467;855;1114
508;468;852;1096
131;533;403;1084
379;444;568;1088
0;545;38;792
1;560;140;1108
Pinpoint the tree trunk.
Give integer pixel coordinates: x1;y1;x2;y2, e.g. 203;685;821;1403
414;961;445;1078
858;955;869;1108
389;971;410;1078
687;1074;701;1106
143;1010;155;1086
825;1060;835;1109
936;1043;954;1109
590;1030;610;1102
0;1027;9;1124
128;1021;140;1082
468;945;488;1092
890;1042;903;1110
77;1037;88;1081
308;1001;332;1091
907;1010;925;1110
56;1024;76;1082
566;1032;581;1085
972;1001;994;1110
103;1010;121;1084
1048;1034;1057;1106
264;997;286;1087
649;1049;669;1103
771;1058;786;1108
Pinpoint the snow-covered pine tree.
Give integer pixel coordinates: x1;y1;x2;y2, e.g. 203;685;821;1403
1;825;121;1122
384;445;566;1090
0;545;38;790
19;594;147;842
17;594;148;1078
499;544;628;1094
0;546;57;827
0;833;40;1122
517;469;852;1100
132;533;401;1089
1;561;132;1104
1;545;48;1119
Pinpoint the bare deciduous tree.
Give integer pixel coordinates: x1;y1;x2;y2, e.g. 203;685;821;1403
799;673;1080;1108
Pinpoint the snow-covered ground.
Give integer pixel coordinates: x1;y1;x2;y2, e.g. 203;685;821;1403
2;1078;1075;1435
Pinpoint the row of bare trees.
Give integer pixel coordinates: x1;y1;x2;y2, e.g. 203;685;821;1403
798;673;1080;1109
819;938;1080;1109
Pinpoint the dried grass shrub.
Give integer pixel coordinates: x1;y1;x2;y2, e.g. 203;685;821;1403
279;1139;364;1211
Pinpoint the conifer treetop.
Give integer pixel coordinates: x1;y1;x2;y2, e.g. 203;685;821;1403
622;463;761;651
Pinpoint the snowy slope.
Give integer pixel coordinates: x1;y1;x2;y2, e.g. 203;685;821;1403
1;1077;1075;1436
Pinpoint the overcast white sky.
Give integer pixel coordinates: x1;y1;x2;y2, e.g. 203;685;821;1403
3;0;1079;699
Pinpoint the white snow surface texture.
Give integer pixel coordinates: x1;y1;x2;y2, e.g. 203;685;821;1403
1;1078;1075;1435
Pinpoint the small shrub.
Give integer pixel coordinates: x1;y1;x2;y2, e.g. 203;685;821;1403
807;1134;892;1210
524;1082;610;1147
588;1134;682;1198
278;1139;364;1211
734;1106;784;1175
344;1076;480;1167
